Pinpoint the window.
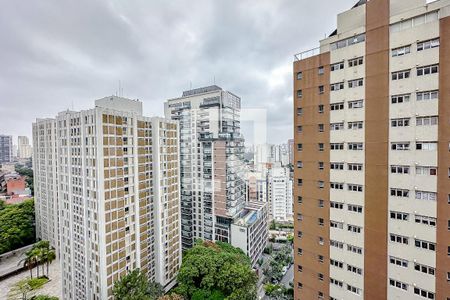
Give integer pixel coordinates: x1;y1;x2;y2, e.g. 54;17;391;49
416;116;438;126
330;122;344;131
416;166;437;176
297;179;303;186
414;239;435;251
330;278;343;288
296;161;303;168
318;124;324;132
297;282;303;289
390;211;409;221
416;141;437;151
348;56;364;67
417;64;439;76
348;184;363;192
391;118;410;127
297;90;302;98
330;220;344;229
318;143;324;151
297;125;303;133
392;45;411;57
415;190;437;201
330;201;344;209
417;38;440;51
330;240;344;249
414;287;435;299
318;199;324;208
391;142;410;150
347;224;362;233
330;259;344;269
330;33;365;50
318;162;324;170
330;162;344;170
390;188;410;198
318;237;324;245
348;204;363;213
348;163;363;171
330;102;344;110
297;196;303;204
296;71;303;80
389;256;408;268
318;85;324;94
390;11;439;33
318;218;324;226
391;165;410;174
414;262;435;276
347;264;362;275
391;93;410;104
297;265;303;272
348;99;363;109
318;66;324;75
330;143;344;150
348;78;364;88
348;121;363;129
297;247;303;255
389;278;408;291
347;284;361;295
347;244;363;254
348;143;363;150
297;214;303;221
318;104;324;113
417;90;438;101
330;182;344;190
331;61;344;71
390;233;409;245
297;231;303;238
318;273;324;281
330;82;344;91
297;144;303;151
392;69;410;80
297;108;303;116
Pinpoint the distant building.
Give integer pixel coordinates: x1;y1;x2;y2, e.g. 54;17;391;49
18;136;32;159
0;135;13;163
269;164;293;222
6;175;26;195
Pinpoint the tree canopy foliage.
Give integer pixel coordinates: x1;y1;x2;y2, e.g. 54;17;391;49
113;269;164;300
0;198;35;254
175;240;257;300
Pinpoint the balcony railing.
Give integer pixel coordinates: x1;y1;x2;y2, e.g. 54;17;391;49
294;46;320;61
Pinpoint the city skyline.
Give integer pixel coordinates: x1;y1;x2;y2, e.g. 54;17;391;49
0;0;355;145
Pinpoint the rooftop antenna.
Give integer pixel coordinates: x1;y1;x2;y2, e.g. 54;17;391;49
190;81;192;90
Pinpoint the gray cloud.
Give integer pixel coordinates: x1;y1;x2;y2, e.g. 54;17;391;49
0;0;356;145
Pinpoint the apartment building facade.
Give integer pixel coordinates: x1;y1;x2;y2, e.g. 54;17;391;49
165;85;246;249
270;164;293;222
293;0;450;299
0;135;13;163
18;135;32;159
33;96;181;299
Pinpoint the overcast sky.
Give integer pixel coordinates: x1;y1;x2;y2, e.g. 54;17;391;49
0;0;356;145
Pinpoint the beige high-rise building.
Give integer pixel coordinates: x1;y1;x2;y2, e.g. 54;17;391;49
293;0;450;299
18;135;32;159
33;96;181;299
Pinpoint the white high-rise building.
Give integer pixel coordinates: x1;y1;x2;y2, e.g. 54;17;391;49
165;85;246;249
33;96;181;299
270;164;293;222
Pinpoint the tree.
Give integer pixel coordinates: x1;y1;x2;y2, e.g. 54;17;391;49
264;283;292;300
158;294;183;300
19;249;35;279
8;278;48;300
33;296;59;300
113;269;163;300
0;199;35;254
175;240;257;300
